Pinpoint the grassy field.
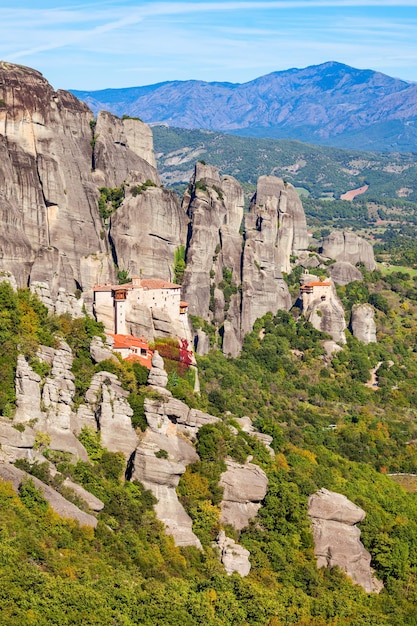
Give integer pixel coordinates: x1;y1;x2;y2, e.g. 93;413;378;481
377;263;417;278
389;474;417;492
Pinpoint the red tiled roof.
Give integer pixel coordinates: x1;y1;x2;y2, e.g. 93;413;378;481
301;281;331;290
94;278;180;291
125;354;153;369
180;301;188;307
109;333;150;350
141;279;180;290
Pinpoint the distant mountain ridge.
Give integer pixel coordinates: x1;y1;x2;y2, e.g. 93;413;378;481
71;61;417;152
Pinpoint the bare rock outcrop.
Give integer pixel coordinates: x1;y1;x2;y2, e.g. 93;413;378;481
0;463;97;527
220;459;268;530
131;352;218;549
350;303;377;344
93;110;159;189
0;62;182;304
30;282;84;317
89;335;118;364
327;261;364;286
14;355;43;424
308;488;382;593
215;530;251;576
0;62;114;294
110;183;188;282
77;371;137;459
241;176;307;336
182;164;244;356
0;421;36;463
321;232;376;271
182;168;308;356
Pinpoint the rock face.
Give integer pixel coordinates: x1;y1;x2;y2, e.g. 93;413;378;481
220;459;268;531
215;531;251;576
241;177;299;337
350;304;377;344
131;352;219;549
182;164;244;356
320;232;376;271
0;62;179;306
308;488;382;593
0;463;97;527
183;168;308;356
0;62;114;294
76;371;137;459
327;261;364;286
109;182;188;282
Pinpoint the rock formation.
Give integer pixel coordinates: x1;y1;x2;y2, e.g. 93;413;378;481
182;163;244;356
76;371;138;459
30;282;84;318
14;345;89;461
241;177;298;337
130;351;219;549
299;272;347;344
219;459;268;531
0;62;183;307
350;303;377;344
0;62;114;295
327;261;364;286
320;232;376;271
215;530;251;576
0;421;36;464
308;488;382;593
183;168;308;356
109;182;188;282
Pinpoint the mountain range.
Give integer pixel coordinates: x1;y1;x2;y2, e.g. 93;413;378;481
71;61;417;152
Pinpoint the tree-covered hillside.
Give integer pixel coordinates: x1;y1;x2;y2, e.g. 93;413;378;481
153;126;417;202
2;266;417;624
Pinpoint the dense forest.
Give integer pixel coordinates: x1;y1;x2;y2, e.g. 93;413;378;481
2;264;417;624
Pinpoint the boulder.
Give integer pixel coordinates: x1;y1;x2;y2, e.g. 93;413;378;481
308;488;382;593
220;459;268;530
327;261;363;286
350;304;377;344
215;531;251;576
0;421;36;463
321;231;376;271
89;335;117;364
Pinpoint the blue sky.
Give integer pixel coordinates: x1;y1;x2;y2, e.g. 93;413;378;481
1;1;417;90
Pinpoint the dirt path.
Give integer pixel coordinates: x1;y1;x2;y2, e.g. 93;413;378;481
365;361;382;389
340;184;369;201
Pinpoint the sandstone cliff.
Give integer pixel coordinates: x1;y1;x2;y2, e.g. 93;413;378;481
0;62;177;306
0;62;113;295
183;168;308;355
